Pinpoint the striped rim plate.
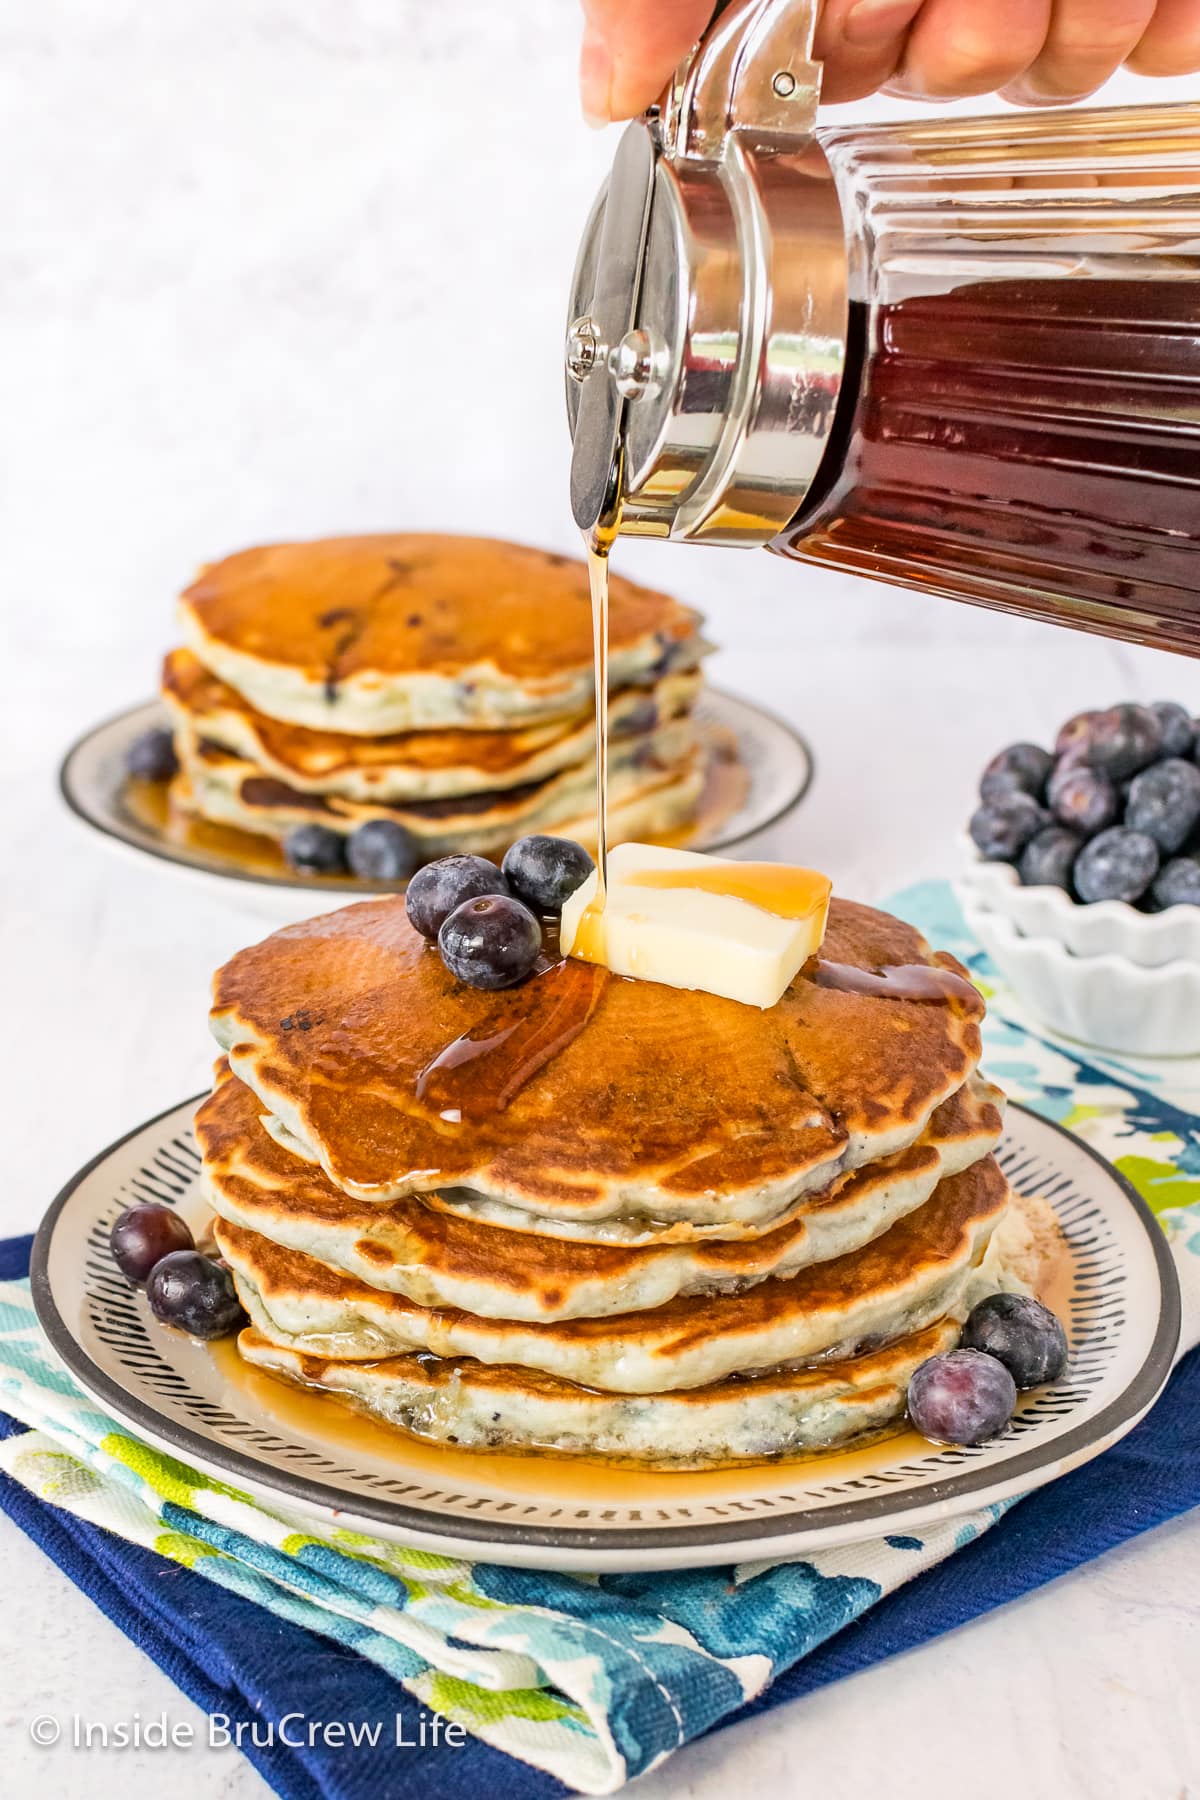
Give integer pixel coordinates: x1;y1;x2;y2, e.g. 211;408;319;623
31;1101;1180;1572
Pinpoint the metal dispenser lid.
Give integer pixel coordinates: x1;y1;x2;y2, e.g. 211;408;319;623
566;0;849;548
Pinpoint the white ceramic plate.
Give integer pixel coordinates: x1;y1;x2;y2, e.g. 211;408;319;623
59;692;815;921
32;1099;1179;1573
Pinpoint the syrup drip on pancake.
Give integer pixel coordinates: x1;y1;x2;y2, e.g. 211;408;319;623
415;955;609;1122
811;959;980;1010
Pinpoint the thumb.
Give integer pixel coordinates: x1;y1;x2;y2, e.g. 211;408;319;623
580;0;714;124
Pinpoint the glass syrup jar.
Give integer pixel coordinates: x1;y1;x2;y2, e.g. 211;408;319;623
564;0;1200;653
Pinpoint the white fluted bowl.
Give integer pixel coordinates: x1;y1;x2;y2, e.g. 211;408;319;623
958;893;1200;1057
958;836;1200;969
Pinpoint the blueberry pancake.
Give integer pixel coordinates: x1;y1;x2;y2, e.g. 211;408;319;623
177;534;704;735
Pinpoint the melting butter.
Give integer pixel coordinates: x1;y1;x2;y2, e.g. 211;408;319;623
560;843;831;1009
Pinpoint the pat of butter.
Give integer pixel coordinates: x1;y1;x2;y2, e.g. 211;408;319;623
560;843;831;1009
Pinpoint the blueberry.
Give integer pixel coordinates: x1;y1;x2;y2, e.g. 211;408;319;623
1073;826;1159;904
1083;703;1163;780
968;793;1051;861
1151;701;1194;760
438;893;543;989
146;1251;247;1339
111;1203;194;1285
405;855;510;941
1151;857;1200;909
1054;710;1100;759
1125;758;1200;854
346;819;418;882
979;743;1053;804
962;1293;1068;1389
1018;825;1082;890
907;1349;1017;1446
619;699;658;737
125;727;179;782
1047;762;1119;837
282;823;348;875
502;835;596;913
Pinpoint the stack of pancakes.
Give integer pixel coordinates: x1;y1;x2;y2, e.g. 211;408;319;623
198;894;1028;1466
162;534;709;860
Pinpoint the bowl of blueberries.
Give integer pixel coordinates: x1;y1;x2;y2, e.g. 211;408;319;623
957;701;1200;1056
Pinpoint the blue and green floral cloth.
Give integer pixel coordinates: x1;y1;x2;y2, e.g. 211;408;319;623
0;881;1197;1797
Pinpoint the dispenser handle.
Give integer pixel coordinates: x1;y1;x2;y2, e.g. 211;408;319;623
658;0;822;161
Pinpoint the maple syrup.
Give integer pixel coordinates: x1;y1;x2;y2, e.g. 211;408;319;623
625;862;830;921
811;958;981;1011
586;540;611;890
414;954;609;1122
781;284;1200;653
411;529;619;1122
574;519;620;962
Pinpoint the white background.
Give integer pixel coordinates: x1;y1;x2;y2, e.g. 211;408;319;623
2;4;1199;1796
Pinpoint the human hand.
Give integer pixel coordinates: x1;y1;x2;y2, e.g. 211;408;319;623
579;0;1200;124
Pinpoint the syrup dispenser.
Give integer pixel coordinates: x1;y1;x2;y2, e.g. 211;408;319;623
565;0;1200;653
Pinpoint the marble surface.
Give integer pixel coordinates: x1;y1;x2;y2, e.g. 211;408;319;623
2;2;1200;1794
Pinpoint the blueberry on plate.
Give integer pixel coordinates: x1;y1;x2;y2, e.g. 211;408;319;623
1150;700;1194;760
1082;703;1163;780
346;818;418;882
907;1349;1017;1446
146;1251;246;1339
438;893;543;989
283;823;348;875
1018;825;1082;890
502;835;596;913
1047;762;1119;837
1073;826;1159;904
1151;857;1200;909
125;726;179;783
962;1293;1068;1389
968;792;1050;861
1054;710;1099;759
979;743;1053;804
405;855;511;941
1125;758;1200;855
111;1203;195;1285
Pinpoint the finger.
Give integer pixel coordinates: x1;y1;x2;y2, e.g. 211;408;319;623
580;0;712;124
812;0;924;106
1002;0;1157;102
888;0;1053;97
1127;0;1200;74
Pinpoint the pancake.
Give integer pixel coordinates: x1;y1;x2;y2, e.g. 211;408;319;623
175;715;702;848
236;1317;964;1466
213;1154;1010;1392
197;1064;1004;1319
210;896;986;1227
177;534;704;734
388;1072;1006;1246
163;648;704;803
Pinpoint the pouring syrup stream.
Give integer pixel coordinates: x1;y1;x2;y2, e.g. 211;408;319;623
586;530;614;894
574;513;619;964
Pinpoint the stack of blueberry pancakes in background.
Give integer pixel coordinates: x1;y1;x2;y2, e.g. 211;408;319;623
160;534;710;879
195;881;1057;1466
